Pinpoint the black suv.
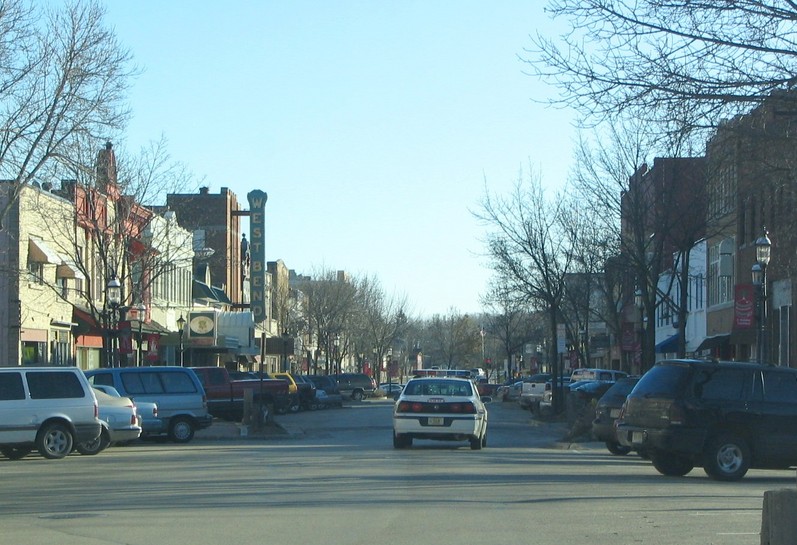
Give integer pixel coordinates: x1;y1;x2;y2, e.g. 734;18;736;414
616;359;797;481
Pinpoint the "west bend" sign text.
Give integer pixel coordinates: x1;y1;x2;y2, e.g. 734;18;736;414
247;190;268;324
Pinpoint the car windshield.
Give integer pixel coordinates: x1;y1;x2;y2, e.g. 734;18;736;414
403;379;473;397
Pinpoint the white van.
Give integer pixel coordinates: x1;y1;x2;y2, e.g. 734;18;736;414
0;367;101;459
85;366;212;443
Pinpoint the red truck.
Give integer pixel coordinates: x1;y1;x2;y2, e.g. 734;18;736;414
190;367;290;421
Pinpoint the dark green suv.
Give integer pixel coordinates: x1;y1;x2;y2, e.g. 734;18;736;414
332;373;376;401
616;359;797;481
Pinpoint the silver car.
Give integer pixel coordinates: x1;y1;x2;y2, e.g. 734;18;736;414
93;384;161;438
76;388;141;455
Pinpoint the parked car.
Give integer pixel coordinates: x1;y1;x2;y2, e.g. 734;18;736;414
76;388;142;455
332;373;377;401
93;384;161;437
617;359;797;481
570;368;628;382
499;381;524;402
379;382;404;398
0;367;101;460
304;375;343;407
85;366;212;443
476;382;500;397
591;377;639;455
393;377;490;450
272;372;316;411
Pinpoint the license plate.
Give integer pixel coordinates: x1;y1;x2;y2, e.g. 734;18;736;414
610;408;621;418
427;417;444;426
632;431;644;444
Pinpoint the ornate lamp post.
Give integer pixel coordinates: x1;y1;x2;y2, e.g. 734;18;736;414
106;276;121;367
634;288;645;373
176;315;186;366
135;302;146;367
387;347;394;393
282;330;291;373
752;228;772;363
333;333;340;374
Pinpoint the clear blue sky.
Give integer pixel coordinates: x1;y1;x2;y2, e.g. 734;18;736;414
104;1;573;318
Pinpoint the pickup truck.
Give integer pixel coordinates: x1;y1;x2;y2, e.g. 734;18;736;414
518;373;552;412
190;367;291;421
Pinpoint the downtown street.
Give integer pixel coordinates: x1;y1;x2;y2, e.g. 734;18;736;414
0;400;788;545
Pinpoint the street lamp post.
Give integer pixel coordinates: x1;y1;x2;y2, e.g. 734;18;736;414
176;315;186;366
634;288;645;373
752;228;772;363
135;302;146;367
106;276;121;368
282;330;290;373
387;347;393;393
333;334;340;374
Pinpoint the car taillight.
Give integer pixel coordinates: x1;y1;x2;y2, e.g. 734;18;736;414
396;401;424;413
449;402;477;414
668;403;686;425
94;402;99;419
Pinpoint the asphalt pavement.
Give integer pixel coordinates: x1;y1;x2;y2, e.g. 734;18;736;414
193;397;603;451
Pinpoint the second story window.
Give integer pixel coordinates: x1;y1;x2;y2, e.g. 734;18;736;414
28;261;44;284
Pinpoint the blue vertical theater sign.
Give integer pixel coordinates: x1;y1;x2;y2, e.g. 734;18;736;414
247;190;268;324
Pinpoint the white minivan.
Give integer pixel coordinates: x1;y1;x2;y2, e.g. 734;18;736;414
0;367;101;460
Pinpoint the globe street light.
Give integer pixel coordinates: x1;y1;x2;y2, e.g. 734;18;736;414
106;276;121;367
752;228;772;363
135;302;146;367
176;315;186;367
387;347;394;393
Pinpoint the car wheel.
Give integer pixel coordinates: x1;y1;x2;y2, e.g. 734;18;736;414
36;422;74;459
352;390;364;401
605;441;632;456
650;452;694;477
288;397;301;413
168;417;195;443
393;432;411;449
76;428;111;455
470;435;483;450
481;433;487;448
703;434;750;481
1;446;32;460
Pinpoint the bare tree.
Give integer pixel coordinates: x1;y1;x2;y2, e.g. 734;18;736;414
421;309;481;370
528;1;797;142
0;0;134;230
351;275;408;384
296;269;358;375
559;196;621;367
476;169;576;410
570;121;723;366
481;279;543;379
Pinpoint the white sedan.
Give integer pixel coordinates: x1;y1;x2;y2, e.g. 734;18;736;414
392;377;490;450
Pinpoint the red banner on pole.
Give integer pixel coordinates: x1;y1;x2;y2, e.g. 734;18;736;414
734;284;755;329
146;334;159;361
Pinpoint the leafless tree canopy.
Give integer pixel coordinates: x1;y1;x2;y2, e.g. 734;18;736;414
528;1;797;138
0;0;133;230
